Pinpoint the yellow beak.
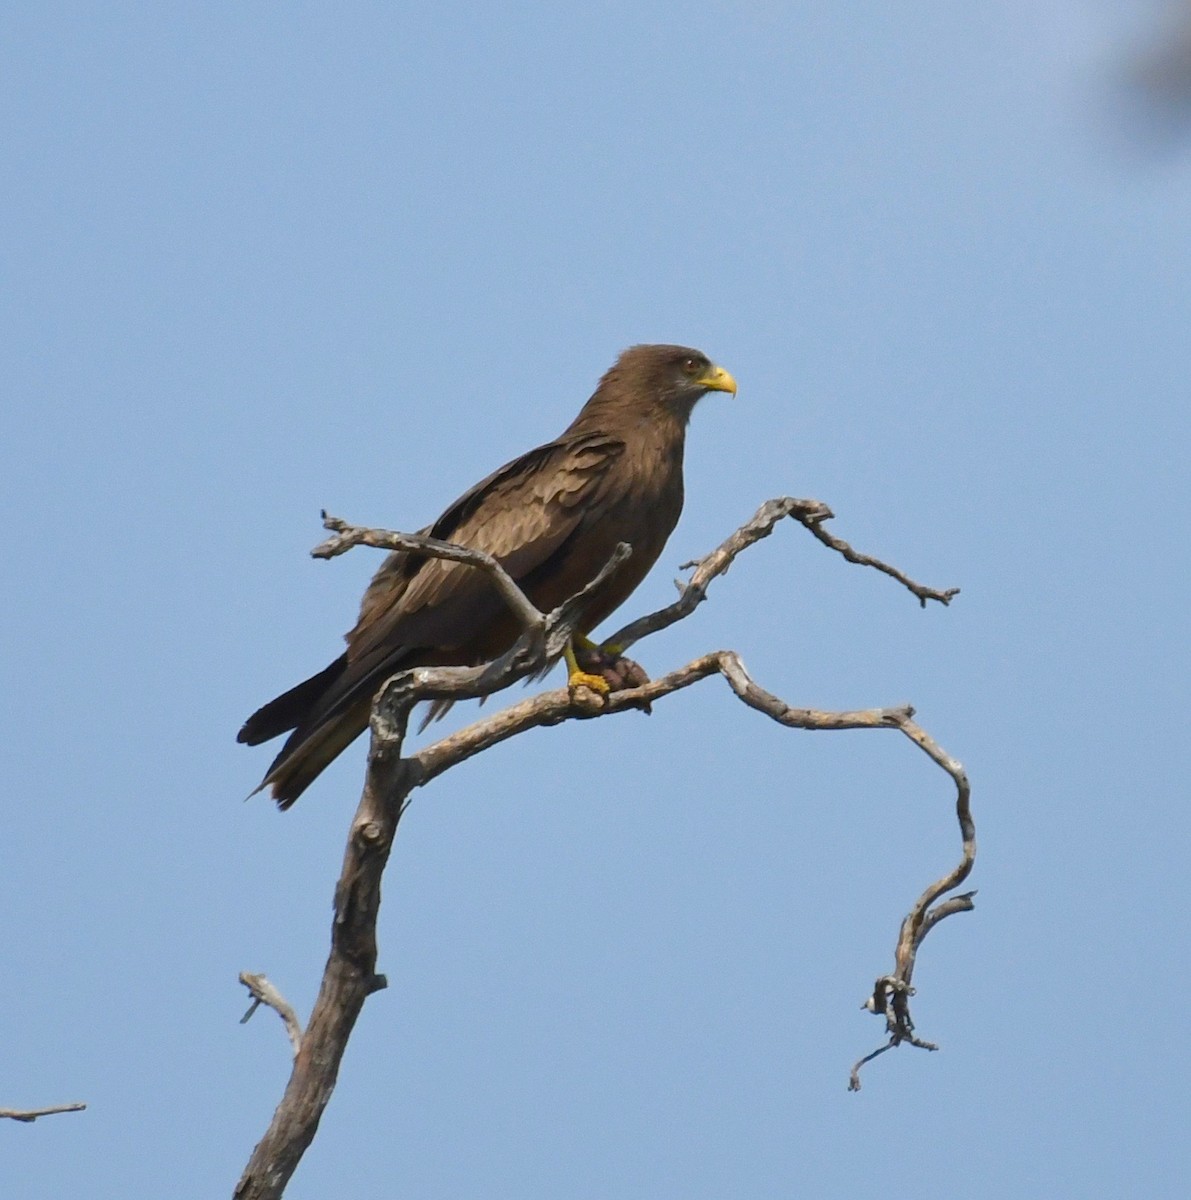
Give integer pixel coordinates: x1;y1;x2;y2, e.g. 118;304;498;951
695;363;738;395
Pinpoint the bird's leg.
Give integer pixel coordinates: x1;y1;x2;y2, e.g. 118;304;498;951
569;636;653;713
565;638;612;699
585;634;625;658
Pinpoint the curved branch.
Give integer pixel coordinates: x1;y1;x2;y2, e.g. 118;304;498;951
849;714;974;1089
413;649;973;1095
415;652;912;785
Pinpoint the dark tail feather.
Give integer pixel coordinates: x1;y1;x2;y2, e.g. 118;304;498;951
238;654;349;746
260;695;373;809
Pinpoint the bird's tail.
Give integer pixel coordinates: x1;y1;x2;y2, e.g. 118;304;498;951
240;652;372;807
256;695;374;809
238;654;349;746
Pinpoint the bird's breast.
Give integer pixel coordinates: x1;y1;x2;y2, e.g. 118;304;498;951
541;444;685;635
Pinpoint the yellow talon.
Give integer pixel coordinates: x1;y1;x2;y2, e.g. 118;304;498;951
565;640;610;696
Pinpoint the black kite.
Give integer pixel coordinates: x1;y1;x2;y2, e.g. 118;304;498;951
239;343;736;806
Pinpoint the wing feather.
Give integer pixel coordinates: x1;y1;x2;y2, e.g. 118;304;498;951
294;432;626;734
346;432;624;664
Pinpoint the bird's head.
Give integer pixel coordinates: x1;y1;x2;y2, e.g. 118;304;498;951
590;344;737;425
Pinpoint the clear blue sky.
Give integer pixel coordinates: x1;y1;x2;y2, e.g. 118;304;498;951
5;4;1189;1197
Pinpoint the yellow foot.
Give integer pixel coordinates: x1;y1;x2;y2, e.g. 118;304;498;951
568;668;610;693
568;669;611;705
565;638;651;713
565;641;611;708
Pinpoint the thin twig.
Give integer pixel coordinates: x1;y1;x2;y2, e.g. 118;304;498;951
313;512;547;635
1;1103;86;1123
239;973;304;1059
798;508;961;609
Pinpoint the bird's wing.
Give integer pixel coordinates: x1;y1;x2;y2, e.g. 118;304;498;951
347;431;625;663
287;431;626;732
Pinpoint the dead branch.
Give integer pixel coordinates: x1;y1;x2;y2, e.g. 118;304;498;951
1;1103;86;1123
796;504;960;608
235;497;971;1198
607;496;956;653
848;712;974;1090
239;973;304;1059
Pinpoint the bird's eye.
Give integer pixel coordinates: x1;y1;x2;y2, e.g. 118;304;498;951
682;357;699;373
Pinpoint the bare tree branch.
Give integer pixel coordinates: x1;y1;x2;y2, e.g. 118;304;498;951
235;497;971;1197
239;973;304;1059
607;496;956;653
849;713;974;1090
1;1103;86;1123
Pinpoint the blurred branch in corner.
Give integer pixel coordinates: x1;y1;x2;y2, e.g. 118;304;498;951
1116;1;1191;141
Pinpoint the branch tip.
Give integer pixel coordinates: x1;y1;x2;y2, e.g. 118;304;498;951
238;972;303;1059
1;1103;87;1123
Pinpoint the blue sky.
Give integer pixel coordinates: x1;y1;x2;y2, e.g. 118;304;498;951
4;3;1189;1197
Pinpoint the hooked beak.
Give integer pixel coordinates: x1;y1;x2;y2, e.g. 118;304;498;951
695;363;737;395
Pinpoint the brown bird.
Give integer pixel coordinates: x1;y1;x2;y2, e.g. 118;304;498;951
239;343;737;807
